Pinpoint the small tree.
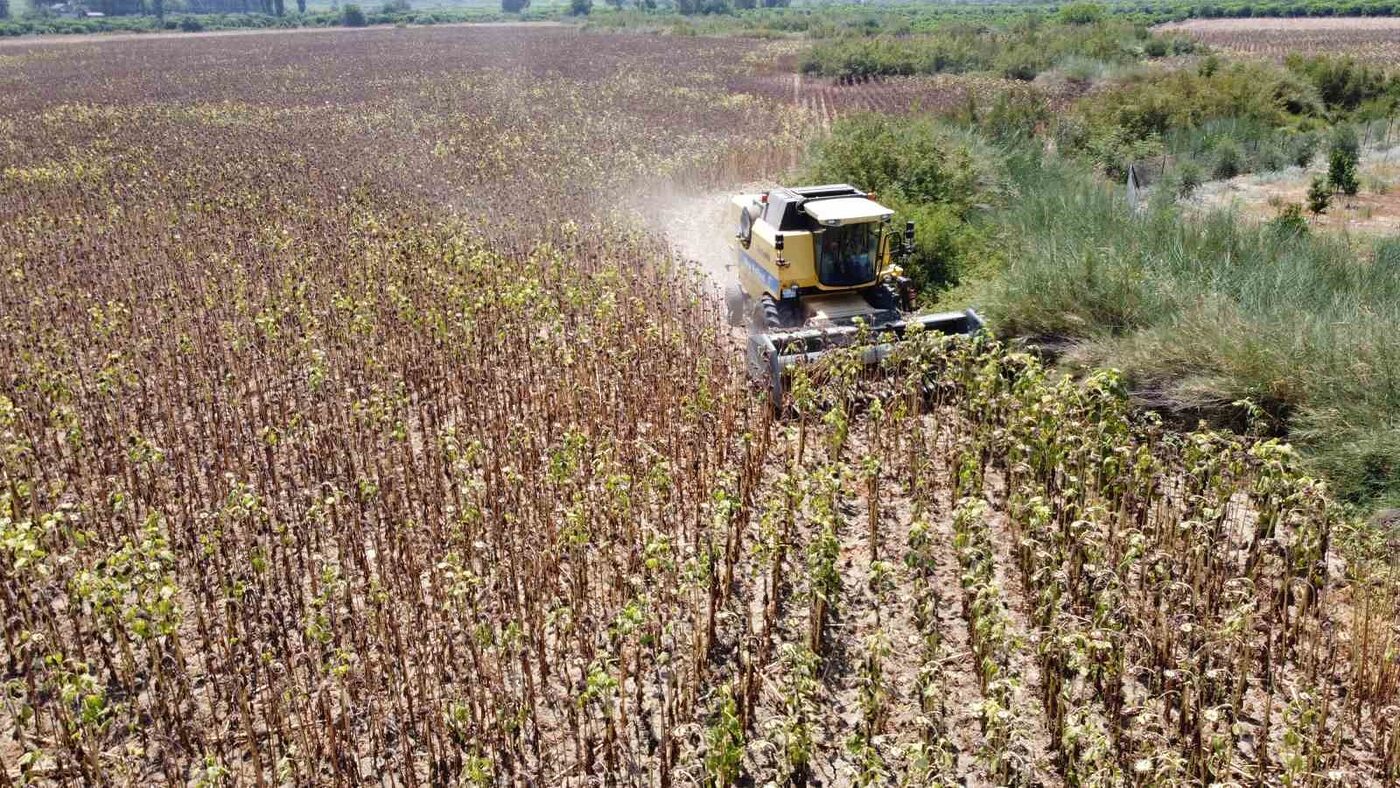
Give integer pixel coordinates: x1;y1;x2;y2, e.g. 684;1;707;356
297;0;306;13
1328;125;1360;196
501;0;529;12
341;4;367;25
569;0;590;13
1176;160;1204;198
1307;175;1332;216
0;0;8;20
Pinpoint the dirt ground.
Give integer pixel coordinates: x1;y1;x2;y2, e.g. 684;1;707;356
1188;143;1400;233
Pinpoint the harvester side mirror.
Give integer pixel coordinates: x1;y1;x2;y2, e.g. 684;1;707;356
774;234;784;251
904;221;915;245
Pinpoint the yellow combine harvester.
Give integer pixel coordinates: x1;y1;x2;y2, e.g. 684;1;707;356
724;183;983;402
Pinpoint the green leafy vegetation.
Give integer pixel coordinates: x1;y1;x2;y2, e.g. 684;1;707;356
800;114;1003;297
986;168;1400;506
799;17;1194;80
0;3;546;35
1062;54;1400;178
797;32;1400;507
340;3;365;26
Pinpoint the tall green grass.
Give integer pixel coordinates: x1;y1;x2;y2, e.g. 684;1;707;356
988;161;1400;506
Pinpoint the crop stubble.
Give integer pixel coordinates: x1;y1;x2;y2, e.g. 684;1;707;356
0;25;1396;785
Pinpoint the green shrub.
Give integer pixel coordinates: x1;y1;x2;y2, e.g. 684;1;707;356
1268;202;1309;237
1307;175;1332;215
570;0;591;14
1057;1;1106;24
1328;125;1360;195
799;17;1176;81
178;15;203;31
341;4;367;25
1212;138;1245;179
802;114;1003;294
1288;131;1320;167
1176;160;1204;196
1286;54;1399;114
985;161;1400;505
803;114;997;209
981;87;1050;142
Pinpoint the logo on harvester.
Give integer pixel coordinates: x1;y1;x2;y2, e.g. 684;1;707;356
740;250;780;294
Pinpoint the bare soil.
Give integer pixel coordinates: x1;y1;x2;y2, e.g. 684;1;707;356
1189;143;1400;233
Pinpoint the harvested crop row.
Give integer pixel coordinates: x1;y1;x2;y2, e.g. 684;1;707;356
1;25;1396;786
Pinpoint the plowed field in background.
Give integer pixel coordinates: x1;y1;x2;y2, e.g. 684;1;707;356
1158;17;1400;64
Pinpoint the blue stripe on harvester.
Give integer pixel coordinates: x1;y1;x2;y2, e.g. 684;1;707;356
740;250;781;295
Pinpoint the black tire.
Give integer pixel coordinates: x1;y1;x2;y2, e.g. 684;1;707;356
865;282;903;313
776;298;803;328
752;294;783;331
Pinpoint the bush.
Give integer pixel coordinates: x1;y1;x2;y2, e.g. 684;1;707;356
1176;160;1204;196
803;114;997;209
1268;202;1308;237
981;87;1051;141
1288;131;1320;167
1286;54;1398;113
178;15;204;31
341;4;367;25
1212;138;1245;179
1307;175;1332;215
570;0;591;13
501;0;529;12
800;18;1172;81
802;115;1004;293
1058;1;1106;24
1328;125;1360;195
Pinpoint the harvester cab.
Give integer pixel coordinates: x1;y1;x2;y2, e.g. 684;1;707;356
724;184;983;402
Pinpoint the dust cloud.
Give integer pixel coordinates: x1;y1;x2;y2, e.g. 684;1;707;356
646;183;747;298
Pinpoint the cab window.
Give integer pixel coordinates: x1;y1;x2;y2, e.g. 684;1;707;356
817;224;879;287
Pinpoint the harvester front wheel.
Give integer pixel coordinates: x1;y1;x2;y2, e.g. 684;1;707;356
752;294;783;331
865;282;906;314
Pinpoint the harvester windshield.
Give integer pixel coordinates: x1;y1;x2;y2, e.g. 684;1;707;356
817;223;880;286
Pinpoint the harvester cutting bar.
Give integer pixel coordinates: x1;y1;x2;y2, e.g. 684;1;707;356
747;309;985;405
